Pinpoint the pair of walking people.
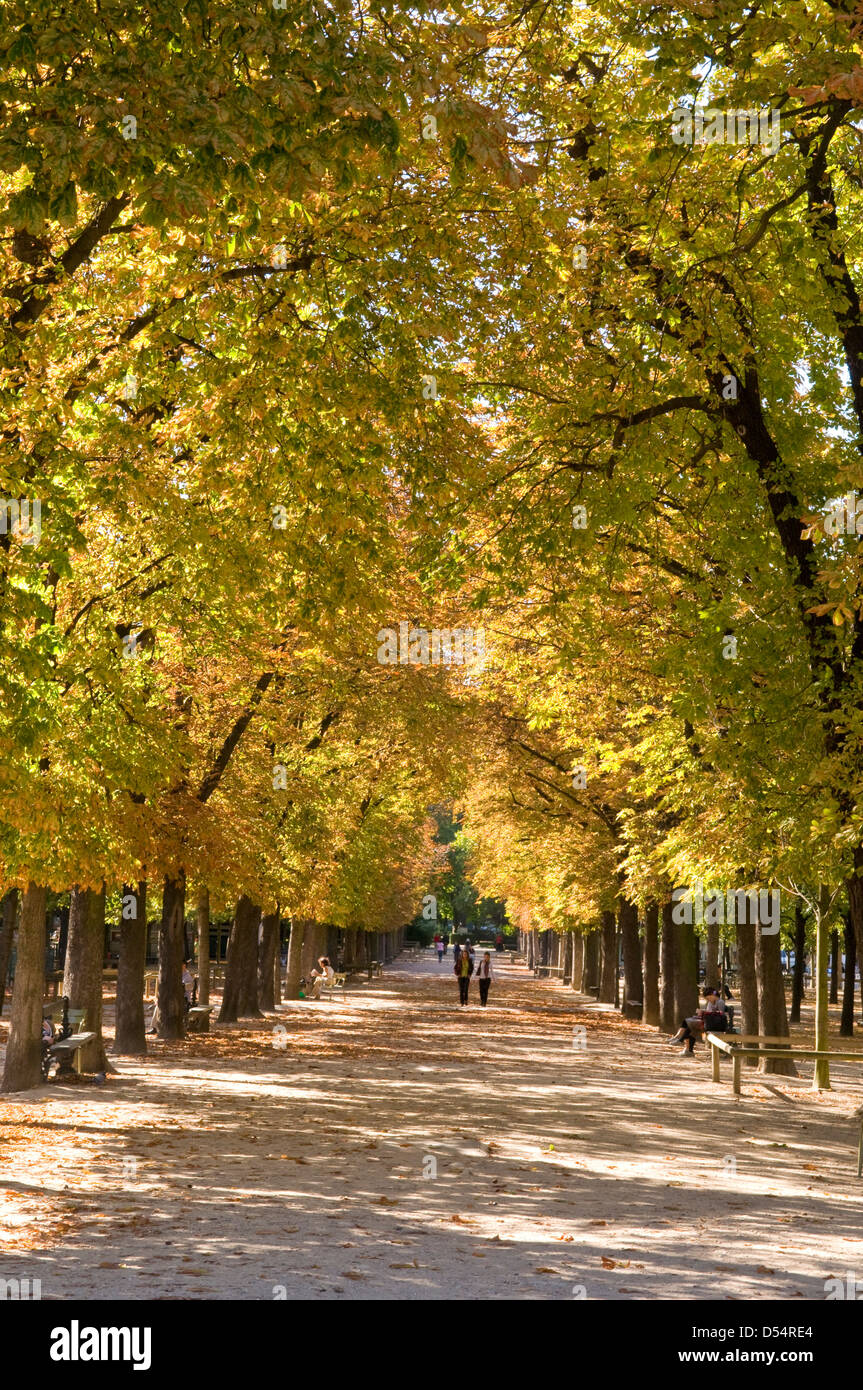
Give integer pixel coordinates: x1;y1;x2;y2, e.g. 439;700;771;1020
454;948;495;1006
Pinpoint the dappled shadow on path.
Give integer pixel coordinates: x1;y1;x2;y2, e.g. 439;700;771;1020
2;954;862;1300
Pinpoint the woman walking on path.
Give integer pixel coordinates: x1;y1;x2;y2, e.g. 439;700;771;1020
455;946;473;1006
476;951;495;1006
434;932;444;963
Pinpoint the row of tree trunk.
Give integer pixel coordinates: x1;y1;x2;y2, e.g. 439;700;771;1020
520;893;805;1076
0;874;405;1092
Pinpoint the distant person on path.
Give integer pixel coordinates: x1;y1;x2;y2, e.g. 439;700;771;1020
182;960;195;1010
464;939;475;961
442;932;449;957
495;931;504;953
310;956;335;998
453;941;462;970
476;951;495;1006
434;933;444;963
455;946;473;1006
668;989;727;1053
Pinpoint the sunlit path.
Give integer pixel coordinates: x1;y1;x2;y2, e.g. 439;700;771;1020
2;953;862;1301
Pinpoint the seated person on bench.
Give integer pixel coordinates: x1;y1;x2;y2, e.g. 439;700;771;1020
668;989;728;1054
309;956;335;998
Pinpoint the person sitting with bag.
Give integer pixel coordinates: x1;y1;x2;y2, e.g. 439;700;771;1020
668;989;727;1054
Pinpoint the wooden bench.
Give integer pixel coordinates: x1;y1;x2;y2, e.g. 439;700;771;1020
46;1032;97;1078
369;960;382;977
706;1032;863;1095
187;1005;216;1034
534;964;565;978
320;972;347;1000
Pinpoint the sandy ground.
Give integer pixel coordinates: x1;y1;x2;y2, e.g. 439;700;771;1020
1;952;863;1301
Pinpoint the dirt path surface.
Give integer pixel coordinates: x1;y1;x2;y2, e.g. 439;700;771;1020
2;953;863;1300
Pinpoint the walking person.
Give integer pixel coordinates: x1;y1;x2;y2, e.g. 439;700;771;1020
476;950;495;1006
434;932;444;963
454;944;473;1006
442;931;449;957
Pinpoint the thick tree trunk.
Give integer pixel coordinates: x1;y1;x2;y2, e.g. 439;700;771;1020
0;887;18;1018
736;919;759;1060
284;918;305;999
619;898;643;1019
583;929;600;996
562;932;573;985
756;920;797;1076
219;895;263;1023
154;872;186;1041
840;915;856;1038
526;930;536;971
705;922;721;992
113;881;148;1056
790;902;807;1024
64;884;113;1073
258;910;279;1012
1;884;47;1092
571;933;585;991
848;849;863;986
196;888;210;1007
643;900;660;1027
273;917;282;1005
674;917;698;1022
660;900;676;1032
829;928;840;1004
814;893;832;1090
599;909;617;1003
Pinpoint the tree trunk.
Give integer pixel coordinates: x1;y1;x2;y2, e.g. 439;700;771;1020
258;910;279;1012
736;919;759;1064
526;930;536;971
756;919;797;1076
562;932;572;985
583;929;600;995
814;892;831;1090
113;881;148;1056
1;884;47;1091
705;921;721;992
273;917;282;1005
154;872;186;1041
284;918;305;999
840;915;856;1038
674;917;698;1022
571;933;585;991
619;898;643;1019
660;900;676;1032
643;900;660;1027
0;887;18;1018
599;910;617;1003
829;928;840;1004
64;884;113;1073
219;895;263;1023
790;902;807;1024
196;888;210;1007
848;848;863;988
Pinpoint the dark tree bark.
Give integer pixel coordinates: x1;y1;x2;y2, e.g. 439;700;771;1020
284;918;305;999
154;872;186;1041
1;884;47;1092
219;895;263;1023
848;848;863;983
583;928;600;995
790;902;807;1024
0;887;18;1017
273;917;282;1005
64;884;113;1073
571;932;585;991
840;915;856;1038
705;922;721;992
756;921;797;1075
114;881;148;1056
599;909;617;1003
736;919;759;1052
660;900;676;1032
526;930;536;971
643;900;660;1027
301;921;324;981
562;932;573;985
196;888;210;1007
829;928;840;1004
673;917;698;1022
258;910;279;1012
619;898;643;1019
